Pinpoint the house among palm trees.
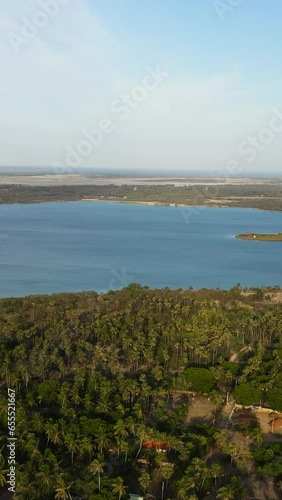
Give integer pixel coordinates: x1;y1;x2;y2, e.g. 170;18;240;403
268;417;282;432
130;495;144;500
143;440;169;452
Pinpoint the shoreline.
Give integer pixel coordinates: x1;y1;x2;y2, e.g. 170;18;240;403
1;284;282;301
235;232;282;242
0;178;282;212
0;197;281;213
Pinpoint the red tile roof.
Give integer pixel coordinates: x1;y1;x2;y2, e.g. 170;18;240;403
143;441;169;450
268;417;282;428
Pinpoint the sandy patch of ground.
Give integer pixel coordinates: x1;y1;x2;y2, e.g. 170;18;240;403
255;410;282;442
0;174;279;187
207;199;233;204
265;290;282;303
171;392;217;425
186;395;217;425
232;406;282;443
245;478;280;500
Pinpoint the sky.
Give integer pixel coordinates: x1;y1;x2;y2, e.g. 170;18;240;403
1;0;282;173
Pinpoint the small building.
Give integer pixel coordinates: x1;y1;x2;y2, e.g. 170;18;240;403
268;417;282;431
130;495;144;500
269;412;279;418
143;441;169;452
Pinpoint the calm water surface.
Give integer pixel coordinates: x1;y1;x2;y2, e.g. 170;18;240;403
0;201;281;297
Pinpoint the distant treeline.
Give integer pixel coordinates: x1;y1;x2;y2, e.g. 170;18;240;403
0;183;282;211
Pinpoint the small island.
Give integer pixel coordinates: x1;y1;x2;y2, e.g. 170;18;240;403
235;232;282;241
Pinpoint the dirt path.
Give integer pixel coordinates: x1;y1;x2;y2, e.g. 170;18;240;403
230;346;252;363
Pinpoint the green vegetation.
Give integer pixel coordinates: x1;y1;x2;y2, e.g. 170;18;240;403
236;232;282;241
1;182;282;211
1;285;282;498
184;368;215;394
233;383;261;406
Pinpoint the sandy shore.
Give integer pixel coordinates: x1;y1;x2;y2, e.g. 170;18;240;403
82;198;175;206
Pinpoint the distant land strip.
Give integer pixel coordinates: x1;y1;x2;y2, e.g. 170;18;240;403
0;180;282;211
235;232;282;241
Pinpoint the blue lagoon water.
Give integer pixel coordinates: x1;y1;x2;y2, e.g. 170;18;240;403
0;201;281;297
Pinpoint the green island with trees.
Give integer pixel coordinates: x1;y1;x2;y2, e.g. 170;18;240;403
235;232;282;241
1;284;282;499
1;181;282;212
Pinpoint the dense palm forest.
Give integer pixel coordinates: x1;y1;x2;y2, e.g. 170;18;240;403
1;285;282;499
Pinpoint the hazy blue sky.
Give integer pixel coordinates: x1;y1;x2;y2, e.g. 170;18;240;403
1;0;282;173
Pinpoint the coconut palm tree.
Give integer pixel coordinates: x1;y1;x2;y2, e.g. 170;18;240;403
80;437;94;462
251;425;263;448
112;476;127;499
0;360;11;386
58;383;70;410
89;456;104;491
135;424;147;459
114;420;129;457
177;477;190;500
45;421;55;447
55;475;74;500
139;471;151;496
83;393;94;412
114;419;129;441
120;440;129;467
0;463;8;487
16;472;38;499
64;433;80;463
209;463;222;486
95;428;110;455
50;424;63;446
154;451;167;480
133;402;144;421
32;413;44;433
216;477;246;500
36;464;55;495
96;395;112;415
125;416;138;437
161;462;174;500
24;433;41;462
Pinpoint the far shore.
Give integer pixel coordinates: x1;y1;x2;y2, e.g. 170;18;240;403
0;176;282;212
0;173;279;187
0;197;279;213
81;197;232;208
82;197;185;206
235;232;282;241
